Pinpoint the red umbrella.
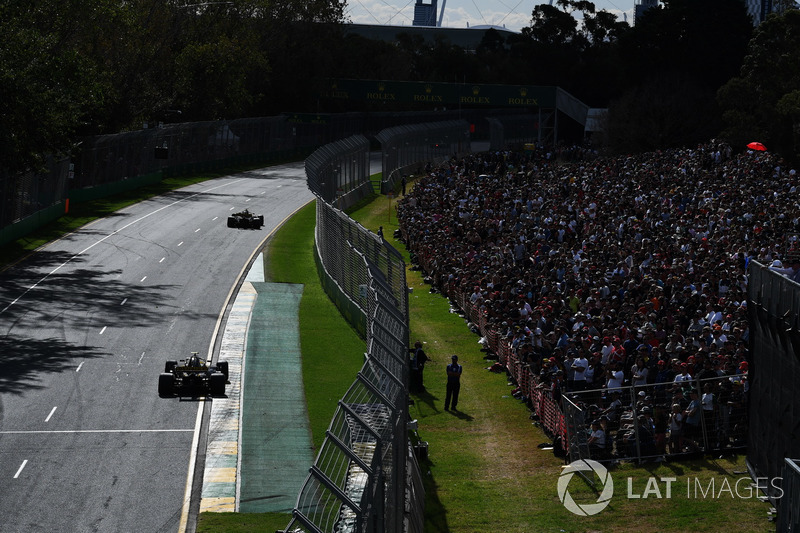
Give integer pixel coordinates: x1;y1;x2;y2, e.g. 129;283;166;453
747;141;767;151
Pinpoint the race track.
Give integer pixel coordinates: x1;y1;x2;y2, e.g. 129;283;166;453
0;163;313;533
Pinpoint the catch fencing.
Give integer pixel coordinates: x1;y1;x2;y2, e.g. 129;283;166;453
487;113;550;151
305;135;372;209
375;121;470;194
0;157;71;246
285;118;440;531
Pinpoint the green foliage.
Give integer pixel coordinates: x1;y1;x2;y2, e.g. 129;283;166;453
604;74;721;153
718;9;800;161
0;0;347;174
0;1;107;172
602;0;752;153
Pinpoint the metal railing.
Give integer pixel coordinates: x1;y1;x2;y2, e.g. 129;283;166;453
746;261;800;506
562;376;749;464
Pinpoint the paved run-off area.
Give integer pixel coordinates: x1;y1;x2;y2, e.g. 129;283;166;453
200;253;314;513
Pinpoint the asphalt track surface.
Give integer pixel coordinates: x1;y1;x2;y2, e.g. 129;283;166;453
0;163;313;533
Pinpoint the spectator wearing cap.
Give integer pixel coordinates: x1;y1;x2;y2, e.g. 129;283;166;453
673;363;692;384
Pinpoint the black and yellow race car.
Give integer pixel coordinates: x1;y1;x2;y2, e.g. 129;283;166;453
227;208;264;229
158;352;229;397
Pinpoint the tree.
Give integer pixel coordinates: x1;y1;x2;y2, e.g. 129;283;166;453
604;74;721;153
717;9;800;162
0;1;109;172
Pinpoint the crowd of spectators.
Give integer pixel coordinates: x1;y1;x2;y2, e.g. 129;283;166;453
397;140;798;458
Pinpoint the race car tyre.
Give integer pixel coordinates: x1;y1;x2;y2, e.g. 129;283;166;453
158;373;175;396
165;360;178;373
216;361;229;380
210;372;226;396
227;216;237;228
256;215;264;228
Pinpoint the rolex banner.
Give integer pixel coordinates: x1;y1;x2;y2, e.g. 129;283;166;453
324;79;557;108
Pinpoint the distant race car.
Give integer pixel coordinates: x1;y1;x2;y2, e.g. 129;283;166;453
158;352;229;397
227;209;264;229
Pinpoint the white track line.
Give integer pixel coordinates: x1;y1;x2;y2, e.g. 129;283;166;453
13;460;28;479
0;179;244;315
0;429;195;434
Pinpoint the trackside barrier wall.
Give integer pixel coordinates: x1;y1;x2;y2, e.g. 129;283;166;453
778;458;800;532
0;157;70;247
375;121;471;195
1;109;521;247
746;261;800;517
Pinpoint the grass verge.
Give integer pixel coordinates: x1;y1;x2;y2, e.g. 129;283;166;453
12;165;771;532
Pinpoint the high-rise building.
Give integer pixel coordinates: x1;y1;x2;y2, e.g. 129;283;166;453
634;0;659;24
413;0;438;26
744;0;774;24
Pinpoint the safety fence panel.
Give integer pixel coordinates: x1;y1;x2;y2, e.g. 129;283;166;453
315;201;408;320
747;261;800;506
375;121;471;195
778;458;800;532
561;377;749;464
285;241;414;533
0;157;70;245
306;135;371;208
286;138;417;530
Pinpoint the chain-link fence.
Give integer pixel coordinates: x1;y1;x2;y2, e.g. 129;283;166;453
306;135;372;209
283;199;416;533
0;157;71;245
285;116;423;531
375;121;471;194
562;376;749;464
746;261;800;511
